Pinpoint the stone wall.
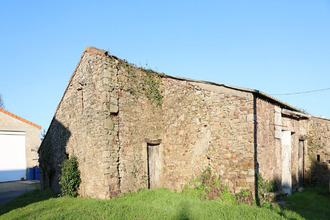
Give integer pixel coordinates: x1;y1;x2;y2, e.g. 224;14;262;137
39;48;120;198
113;60;256;194
308;117;330;164
256;97;312;190
161;80;255;193
40;46;329;199
256;98;282;182
307;117;330;182
115;64;256;194
117;62;163;193
39;48;259;196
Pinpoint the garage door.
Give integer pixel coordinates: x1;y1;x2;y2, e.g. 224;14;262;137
0;131;26;182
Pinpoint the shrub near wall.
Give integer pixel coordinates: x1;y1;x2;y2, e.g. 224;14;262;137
59;156;81;197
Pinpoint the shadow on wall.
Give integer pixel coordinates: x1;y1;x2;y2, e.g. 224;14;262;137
38;118;71;194
305;158;330;186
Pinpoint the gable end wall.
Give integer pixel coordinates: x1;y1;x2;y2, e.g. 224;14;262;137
39;51;120;198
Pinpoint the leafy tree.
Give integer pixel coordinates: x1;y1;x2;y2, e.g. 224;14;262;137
0;94;4;109
41;129;46;142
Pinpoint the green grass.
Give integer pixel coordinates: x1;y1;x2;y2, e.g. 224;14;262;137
281;184;330;220
0;186;328;220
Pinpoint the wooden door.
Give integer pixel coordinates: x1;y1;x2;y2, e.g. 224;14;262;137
148;144;159;189
298;140;305;187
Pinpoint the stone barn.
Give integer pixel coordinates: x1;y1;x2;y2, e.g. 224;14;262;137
39;47;329;199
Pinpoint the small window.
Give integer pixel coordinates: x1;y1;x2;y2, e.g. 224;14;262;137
317;155;320;162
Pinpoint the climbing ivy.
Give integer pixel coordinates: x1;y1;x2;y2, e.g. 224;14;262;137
121;61;163;107
308;135;324;151
143;69;163;107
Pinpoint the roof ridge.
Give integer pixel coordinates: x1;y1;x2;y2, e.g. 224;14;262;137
0;108;41;129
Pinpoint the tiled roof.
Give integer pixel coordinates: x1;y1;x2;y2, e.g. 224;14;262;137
0;108;41;129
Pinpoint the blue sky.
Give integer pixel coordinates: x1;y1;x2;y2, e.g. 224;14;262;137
0;0;329;132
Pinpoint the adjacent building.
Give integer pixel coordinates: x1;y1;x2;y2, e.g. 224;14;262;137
0;108;41;182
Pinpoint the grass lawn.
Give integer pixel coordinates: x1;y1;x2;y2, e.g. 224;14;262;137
0;186;328;219
281;184;330;220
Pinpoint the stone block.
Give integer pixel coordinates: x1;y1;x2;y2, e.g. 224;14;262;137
246;177;255;183
110;97;117;105
248;169;254;176
110;104;118;113
102;151;111;158
246;114;254;122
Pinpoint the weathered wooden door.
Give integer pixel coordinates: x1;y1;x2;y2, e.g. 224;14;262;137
281;131;292;195
148;144;159;189
298;140;305;187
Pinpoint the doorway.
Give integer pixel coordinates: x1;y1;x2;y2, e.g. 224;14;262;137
147;143;160;189
281;131;292;195
298;139;305;187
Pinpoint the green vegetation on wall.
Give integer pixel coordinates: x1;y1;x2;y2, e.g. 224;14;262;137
308;135;325;151
306;133;329;185
183;168;255;206
121;61;163;107
183;168;279;207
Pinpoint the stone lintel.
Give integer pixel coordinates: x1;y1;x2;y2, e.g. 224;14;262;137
145;138;162;145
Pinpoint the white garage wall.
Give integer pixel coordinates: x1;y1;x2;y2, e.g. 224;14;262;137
0;131;26;182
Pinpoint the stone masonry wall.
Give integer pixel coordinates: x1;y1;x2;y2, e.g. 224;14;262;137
39;48;120;198
257;97;311;189
42;47;330;199
161;80;255;193
256;98;282;182
308;117;330;164
117;62;163;193
307;117;330;181
115;60;256;193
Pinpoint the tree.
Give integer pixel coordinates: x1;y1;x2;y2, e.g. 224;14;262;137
0;94;4;109
41;129;46;142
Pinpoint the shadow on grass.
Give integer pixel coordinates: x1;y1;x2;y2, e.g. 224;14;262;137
176;201;191;220
0;189;56;216
280;184;330;220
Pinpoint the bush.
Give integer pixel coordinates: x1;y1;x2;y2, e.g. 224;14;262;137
183;168;254;205
59;156;81;197
257;173;278;195
235;189;254;205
